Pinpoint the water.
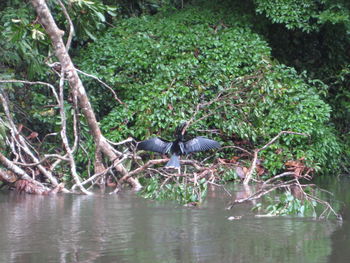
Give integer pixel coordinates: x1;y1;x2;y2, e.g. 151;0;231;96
0;177;349;263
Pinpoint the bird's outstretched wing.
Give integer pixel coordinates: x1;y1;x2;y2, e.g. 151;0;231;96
183;136;220;154
137;137;172;154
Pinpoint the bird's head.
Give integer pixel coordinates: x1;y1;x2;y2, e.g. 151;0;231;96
175;121;188;138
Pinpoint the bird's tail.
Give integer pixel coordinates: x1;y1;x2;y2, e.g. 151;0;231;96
165;154;180;168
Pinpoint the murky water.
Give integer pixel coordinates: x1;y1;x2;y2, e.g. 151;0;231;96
0;177;349;263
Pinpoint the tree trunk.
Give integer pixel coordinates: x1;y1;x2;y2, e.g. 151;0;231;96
31;0;141;190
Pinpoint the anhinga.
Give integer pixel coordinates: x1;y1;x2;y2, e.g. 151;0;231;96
137;122;220;169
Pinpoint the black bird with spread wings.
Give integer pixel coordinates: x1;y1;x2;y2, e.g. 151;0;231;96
137;122;220;168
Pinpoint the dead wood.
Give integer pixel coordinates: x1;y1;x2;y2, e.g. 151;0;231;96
227;171;342;220
243;131;309;185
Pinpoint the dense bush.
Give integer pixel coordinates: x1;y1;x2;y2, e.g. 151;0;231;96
254;0;350;33
78;4;342;175
252;0;350;167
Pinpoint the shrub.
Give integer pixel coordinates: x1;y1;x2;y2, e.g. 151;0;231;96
78;3;342;175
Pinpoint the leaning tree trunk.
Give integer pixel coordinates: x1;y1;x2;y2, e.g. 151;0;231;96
31;0;141;189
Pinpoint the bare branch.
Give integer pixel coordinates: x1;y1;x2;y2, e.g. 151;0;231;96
0;152;48;189
57;0;74;51
106;137;134;146
72;154;129;191
0;79;59;102
58;69;91;195
76;68;125;105
243;131;309;185
260;131;309;152
126;159;169;178
220;145;253;156
0;92;61;186
262;172;295;185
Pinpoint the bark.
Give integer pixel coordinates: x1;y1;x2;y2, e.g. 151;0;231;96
31;0;141;189
0;152;48;190
59;71;91;195
0;169;17;183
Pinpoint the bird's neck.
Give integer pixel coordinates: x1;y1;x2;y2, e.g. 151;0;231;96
176;134;185;141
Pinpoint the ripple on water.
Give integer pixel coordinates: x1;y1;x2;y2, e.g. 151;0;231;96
0;181;348;263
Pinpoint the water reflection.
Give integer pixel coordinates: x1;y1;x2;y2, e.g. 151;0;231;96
0;180;347;263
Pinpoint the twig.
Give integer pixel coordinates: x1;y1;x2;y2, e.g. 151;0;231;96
58;69;91;195
227;180;297;209
76;68;125;105
208;181;232;197
71;155;127;191
126;159;169;178
220;145;253;156
12;154;68;167
57;0;74;52
262;172;295;185
260;131;309;152
0;79;60;102
106;137;134;146
243;131;309;185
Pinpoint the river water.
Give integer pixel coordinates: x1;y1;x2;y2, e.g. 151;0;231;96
0;177;349;263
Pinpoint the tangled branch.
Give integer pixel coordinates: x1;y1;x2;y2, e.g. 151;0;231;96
243;131;309;185
227;172;342;220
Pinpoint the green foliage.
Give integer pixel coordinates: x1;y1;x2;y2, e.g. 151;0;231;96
0;0;117;78
254;0;320;32
0;3;48;78
139;175;208;204
79;4;342;175
106;0;184;16
79;5;271;135
218;167;239;183
254;190;317;217
50;0;118;42
251;66;342;173
254;0;350;32
251;0;350;168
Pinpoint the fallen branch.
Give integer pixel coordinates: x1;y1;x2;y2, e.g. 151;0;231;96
71;154;128;191
0;92;61;186
243;131;309;185
227;171;342;220
0;152;49;190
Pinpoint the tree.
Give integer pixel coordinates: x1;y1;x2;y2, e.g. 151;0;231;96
0;0;141;194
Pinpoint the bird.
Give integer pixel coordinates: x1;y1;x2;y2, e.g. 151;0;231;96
137;122;220;169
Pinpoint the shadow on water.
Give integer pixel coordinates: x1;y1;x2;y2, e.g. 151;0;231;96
316;176;350;263
0;177;349;263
